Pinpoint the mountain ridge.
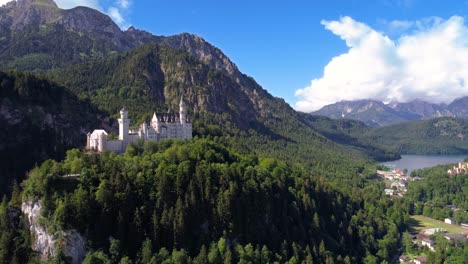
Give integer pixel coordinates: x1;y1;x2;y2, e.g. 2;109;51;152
312;97;468;126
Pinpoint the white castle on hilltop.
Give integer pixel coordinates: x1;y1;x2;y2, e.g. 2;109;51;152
87;97;192;153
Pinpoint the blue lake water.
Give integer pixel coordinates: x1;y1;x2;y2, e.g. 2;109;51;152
381;154;467;173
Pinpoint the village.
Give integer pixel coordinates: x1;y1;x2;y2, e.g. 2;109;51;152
377;165;468;263
398;215;468;264
377;168;413;197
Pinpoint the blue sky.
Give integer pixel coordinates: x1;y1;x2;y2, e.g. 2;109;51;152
4;0;467;111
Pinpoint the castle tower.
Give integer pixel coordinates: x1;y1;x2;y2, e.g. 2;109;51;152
179;96;187;124
86;132;91;149
151;113;159;132
118;107;130;142
98;132;107;152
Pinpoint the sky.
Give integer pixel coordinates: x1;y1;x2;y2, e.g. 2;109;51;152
2;0;468;112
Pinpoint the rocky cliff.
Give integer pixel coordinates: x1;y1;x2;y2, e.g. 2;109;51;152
21;200;86;264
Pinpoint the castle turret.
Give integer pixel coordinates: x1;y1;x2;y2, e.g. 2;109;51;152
118;107;130;142
151;112;159;132
98;132;107;152
86;132;91;149
179;96;187;124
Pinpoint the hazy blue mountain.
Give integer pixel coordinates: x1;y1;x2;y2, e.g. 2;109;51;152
312;99;420;126
313;97;468;126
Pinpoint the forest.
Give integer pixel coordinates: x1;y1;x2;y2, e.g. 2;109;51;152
405;164;468;223
0;138;411;263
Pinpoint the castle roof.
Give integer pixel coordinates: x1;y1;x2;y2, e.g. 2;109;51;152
90;129;108;137
153;113;181;123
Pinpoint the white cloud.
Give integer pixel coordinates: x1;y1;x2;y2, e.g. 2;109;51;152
0;0;14;5
118;0;129;9
295;16;468;112
55;0;101;10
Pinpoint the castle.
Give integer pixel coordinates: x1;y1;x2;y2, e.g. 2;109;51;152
87;97;192;153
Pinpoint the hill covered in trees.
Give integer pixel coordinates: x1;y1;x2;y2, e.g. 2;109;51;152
357;117;468;155
10;138;409;263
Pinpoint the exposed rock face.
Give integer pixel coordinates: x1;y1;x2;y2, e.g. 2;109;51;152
162;33;239;78
9;0;60;30
21;200;86;264
391;99;452;119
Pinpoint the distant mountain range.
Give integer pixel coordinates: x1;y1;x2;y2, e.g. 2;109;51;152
312;98;468;126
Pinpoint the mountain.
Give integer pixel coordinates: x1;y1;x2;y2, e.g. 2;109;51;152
447;96;468;117
0;0;161;70
357;117;468;154
0;70;104;194
390;99;453;119
312;99;420;126
312;97;468;126
44;41;399;169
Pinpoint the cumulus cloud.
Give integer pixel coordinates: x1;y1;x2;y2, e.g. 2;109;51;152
0;0;12;5
295;16;468;112
118;0;129;9
107;6;129;28
0;0;131;29
55;0;101;10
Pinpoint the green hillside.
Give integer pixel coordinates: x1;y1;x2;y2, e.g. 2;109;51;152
14;139;407;263
360;117;468;154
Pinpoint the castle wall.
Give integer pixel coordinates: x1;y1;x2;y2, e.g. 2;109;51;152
106;140;123;153
128;134;140;143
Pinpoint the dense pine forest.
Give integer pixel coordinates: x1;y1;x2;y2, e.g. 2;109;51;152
406;165;468;222
0;138;409;263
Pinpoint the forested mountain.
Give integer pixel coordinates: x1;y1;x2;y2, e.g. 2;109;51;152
359;117;468;154
0;0;162;70
305;114;468;155
0;71;104;194
312;98;468;127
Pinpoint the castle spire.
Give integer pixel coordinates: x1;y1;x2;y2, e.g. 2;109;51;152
179;95;187;124
151;112;159;132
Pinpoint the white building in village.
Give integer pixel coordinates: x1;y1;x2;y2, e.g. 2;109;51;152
87;97;192;153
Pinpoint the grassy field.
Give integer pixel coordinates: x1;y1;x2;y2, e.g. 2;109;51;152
409;215;467;234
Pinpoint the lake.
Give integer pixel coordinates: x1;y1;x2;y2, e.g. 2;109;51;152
381;154;467;173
